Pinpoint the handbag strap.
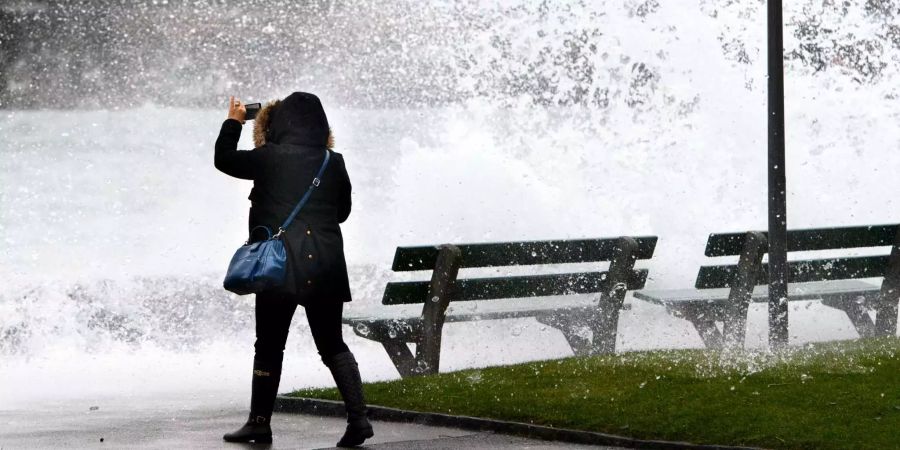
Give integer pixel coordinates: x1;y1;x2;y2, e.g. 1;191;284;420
273;149;331;238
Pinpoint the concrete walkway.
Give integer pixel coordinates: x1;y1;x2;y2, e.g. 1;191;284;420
0;397;616;449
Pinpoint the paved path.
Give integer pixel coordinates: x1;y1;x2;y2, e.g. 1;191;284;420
0;397;618;449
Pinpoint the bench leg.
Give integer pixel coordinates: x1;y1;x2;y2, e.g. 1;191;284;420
535;311;592;356
590;300;621;355
564;329;593;356
875;300;898;337
821;295;877;338
722;231;767;349
416;245;462;376
586;236;638;355
722;301;749;349
675;306;724;349
380;338;419;378
876;226;900;337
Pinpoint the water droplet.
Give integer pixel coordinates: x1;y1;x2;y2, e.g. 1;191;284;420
355;323;370;336
431;295;440;303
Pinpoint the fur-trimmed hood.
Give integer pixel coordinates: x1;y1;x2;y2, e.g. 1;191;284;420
253;99;281;147
253;91;333;148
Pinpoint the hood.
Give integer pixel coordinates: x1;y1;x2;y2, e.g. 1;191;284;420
253;91;330;147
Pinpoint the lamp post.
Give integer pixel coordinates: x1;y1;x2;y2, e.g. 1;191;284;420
767;0;789;349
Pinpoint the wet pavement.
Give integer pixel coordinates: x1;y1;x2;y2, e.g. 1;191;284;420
0;396;617;449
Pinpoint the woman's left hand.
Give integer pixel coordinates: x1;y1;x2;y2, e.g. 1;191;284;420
228;96;247;124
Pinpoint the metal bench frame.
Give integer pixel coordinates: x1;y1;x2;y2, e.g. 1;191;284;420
344;236;657;377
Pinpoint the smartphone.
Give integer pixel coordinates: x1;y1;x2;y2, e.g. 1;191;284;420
244;103;262;121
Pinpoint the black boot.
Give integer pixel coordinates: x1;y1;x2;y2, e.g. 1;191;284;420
222;413;273;444
323;351;374;447
223;359;282;443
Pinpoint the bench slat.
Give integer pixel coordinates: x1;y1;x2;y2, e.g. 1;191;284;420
635;279;880;305
695;255;889;288
343;301;636;342
382;269;648;305
704;224;898;256
391;237;658;271
344;294;634;325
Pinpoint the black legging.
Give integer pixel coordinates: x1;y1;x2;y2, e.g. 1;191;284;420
253;292;349;366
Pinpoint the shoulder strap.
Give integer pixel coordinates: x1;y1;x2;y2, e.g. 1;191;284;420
274;149;331;237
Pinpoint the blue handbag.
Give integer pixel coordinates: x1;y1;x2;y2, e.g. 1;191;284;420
223;149;331;295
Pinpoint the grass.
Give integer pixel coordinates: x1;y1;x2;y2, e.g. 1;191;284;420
290;337;899;450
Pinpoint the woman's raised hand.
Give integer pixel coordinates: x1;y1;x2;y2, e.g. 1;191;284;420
228;96;247;124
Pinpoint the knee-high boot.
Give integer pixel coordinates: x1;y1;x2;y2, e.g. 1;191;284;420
223;359;282;443
323;351;374;447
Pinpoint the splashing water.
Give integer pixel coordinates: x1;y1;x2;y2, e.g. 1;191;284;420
2;1;900;407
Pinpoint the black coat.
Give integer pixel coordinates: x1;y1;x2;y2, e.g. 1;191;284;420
214;92;352;304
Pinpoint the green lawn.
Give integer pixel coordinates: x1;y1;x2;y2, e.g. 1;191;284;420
290;337;899;450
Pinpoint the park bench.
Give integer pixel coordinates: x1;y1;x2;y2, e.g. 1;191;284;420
343;236;657;377
634;224;900;349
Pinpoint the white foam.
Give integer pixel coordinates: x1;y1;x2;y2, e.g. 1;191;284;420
2;2;898;407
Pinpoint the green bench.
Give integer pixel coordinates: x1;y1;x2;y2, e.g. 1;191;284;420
343;236;657;377
634;224;900;348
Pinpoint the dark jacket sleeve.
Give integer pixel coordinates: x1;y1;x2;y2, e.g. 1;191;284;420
336;155;352;223
214;118;266;180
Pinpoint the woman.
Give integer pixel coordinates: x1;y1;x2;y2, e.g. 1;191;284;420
214;92;373;446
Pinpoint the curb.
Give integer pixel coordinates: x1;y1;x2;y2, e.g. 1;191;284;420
274;396;765;450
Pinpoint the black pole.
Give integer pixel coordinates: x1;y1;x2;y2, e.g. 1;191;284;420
767;0;789;349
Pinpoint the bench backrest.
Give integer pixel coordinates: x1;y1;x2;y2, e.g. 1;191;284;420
696;224;900;289
382;237;658;305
